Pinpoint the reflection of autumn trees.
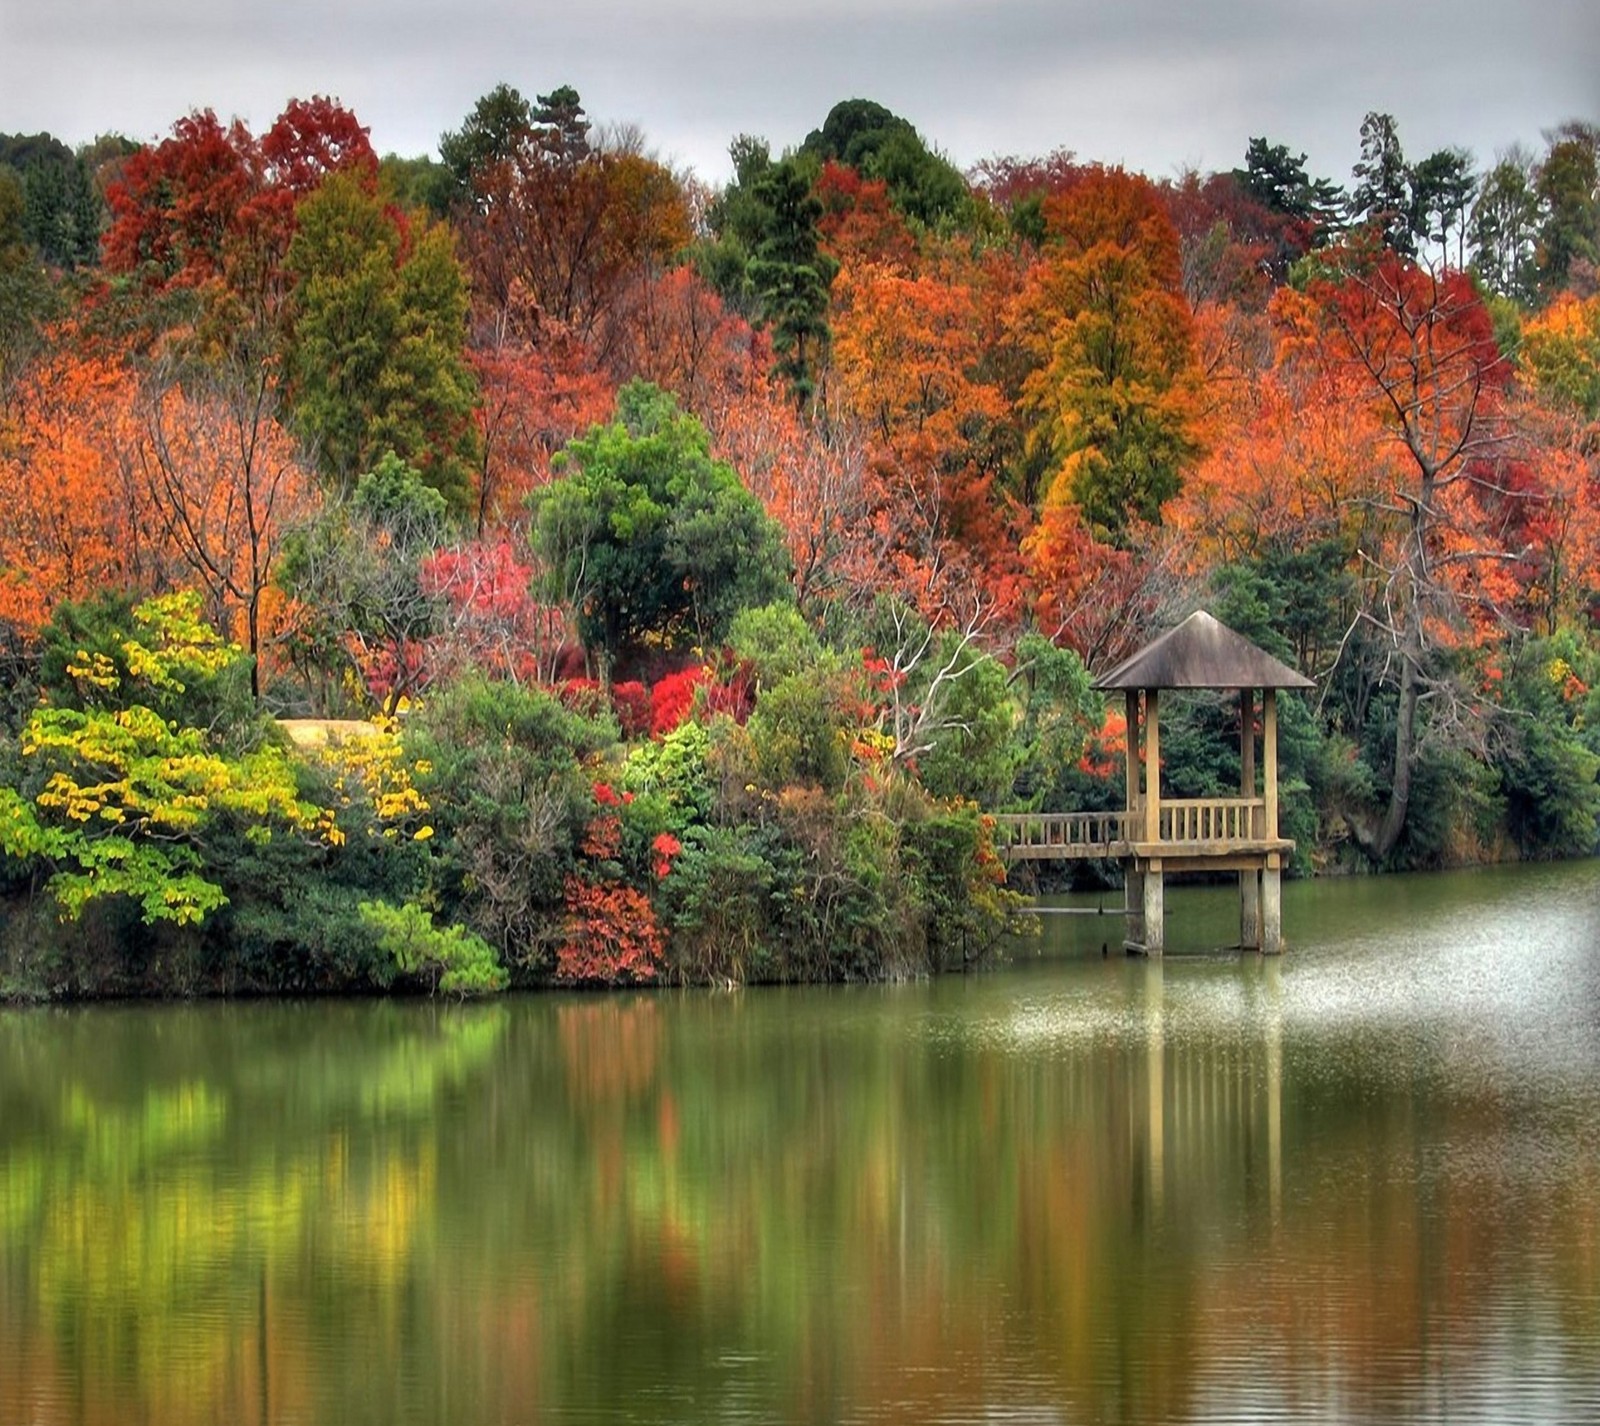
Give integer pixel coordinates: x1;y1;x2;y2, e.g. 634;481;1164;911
5;980;1596;1425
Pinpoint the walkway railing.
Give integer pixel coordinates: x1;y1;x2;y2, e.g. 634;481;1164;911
993;810;1130;859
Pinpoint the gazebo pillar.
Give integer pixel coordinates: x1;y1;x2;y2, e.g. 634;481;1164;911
1124;691;1144;945
1143;690;1163;955
1262;689;1282;954
1239;690;1260;950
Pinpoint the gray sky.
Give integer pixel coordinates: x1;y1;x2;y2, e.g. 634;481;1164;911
2;0;1596;189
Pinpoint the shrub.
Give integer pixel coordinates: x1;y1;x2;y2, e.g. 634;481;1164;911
359;899;508;996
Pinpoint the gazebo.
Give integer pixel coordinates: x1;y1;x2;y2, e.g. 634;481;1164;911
1092;610;1314;954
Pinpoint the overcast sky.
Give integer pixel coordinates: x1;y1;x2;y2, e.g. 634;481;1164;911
2;0;1596;189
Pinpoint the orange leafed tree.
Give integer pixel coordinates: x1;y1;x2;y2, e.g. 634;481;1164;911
132;359;319;695
1171;293;1400;568
709;381;871;613
0;346;143;631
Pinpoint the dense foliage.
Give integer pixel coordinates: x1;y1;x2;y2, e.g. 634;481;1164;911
2;94;1598;997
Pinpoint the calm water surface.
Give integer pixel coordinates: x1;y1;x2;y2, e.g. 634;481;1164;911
3;861;1599;1424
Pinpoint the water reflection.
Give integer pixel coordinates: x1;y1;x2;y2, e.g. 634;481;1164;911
1;863;1598;1423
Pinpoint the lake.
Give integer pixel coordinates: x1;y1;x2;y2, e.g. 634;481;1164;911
2;860;1598;1424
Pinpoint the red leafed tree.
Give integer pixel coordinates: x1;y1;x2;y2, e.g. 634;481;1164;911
102;110;256;285
468;311;613;532
257;96;378;198
103;99;377;331
558;878;665;984
814;161;917;274
422;537;572;684
1300;246;1513;859
1489;394;1600;634
605;265;761;424
457;135;691;371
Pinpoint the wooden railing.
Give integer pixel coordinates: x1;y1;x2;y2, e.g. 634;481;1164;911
993;798;1269;860
1158;797;1264;844
994;811;1130;858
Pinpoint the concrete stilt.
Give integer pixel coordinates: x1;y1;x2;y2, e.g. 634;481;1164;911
1142;861;1165;956
1239;869;1261;950
1261;861;1282;955
1125;865;1145;949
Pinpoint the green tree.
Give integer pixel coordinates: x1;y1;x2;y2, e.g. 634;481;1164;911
800;98;971;229
1236;135;1345;228
749;159;838;407
437;82;535;208
1348;111;1413;256
277;453;452;713
694;133;773;317
0;131;103;269
1409;146;1476;269
1534;122;1599;296
530;381;792;679
0;169;58;399
1471;150;1541;304
284;173;479;509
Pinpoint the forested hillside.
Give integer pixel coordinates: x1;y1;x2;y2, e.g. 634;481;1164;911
2;90;1597;996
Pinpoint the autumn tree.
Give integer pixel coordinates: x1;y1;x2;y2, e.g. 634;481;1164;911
830;254;1016;615
445;84;690;368
132;354;319;697
102;99;378;333
1013;166;1204;539
709;382;872;612
0;344;143;632
1300;247;1512;859
467;316;613;533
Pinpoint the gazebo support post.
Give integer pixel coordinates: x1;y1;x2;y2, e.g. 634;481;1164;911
1142;859;1164;956
1262;854;1283;955
1262;690;1283;954
1239;690;1260;950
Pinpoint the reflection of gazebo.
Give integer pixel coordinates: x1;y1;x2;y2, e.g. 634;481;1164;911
1092;611;1314;955
995;611;1314;954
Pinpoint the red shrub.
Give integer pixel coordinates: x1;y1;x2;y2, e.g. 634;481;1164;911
557;878;666;984
650;666;709;735
611;680;652;738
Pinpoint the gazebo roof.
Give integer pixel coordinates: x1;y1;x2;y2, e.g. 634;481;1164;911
1091;610;1315;692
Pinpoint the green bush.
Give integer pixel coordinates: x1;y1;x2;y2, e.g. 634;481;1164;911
358;899;508;996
